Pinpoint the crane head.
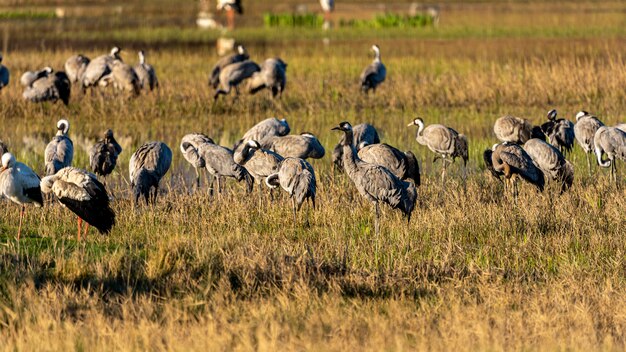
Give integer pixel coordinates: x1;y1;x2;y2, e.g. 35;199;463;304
407;118;424;128
547;109;557;121
1;152;15;170
104;129;114;139
331;121;352;132
57;119;70;134
237;45;246;55
246;140;261;149
575;110;589;121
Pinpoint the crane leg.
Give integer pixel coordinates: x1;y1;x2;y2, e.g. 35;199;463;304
153;186;159;205
17;206;25;241
586;153;591;177
84;223;89;239
441;158;448;193
226;8;235;30
195;168;201;190
374;202;380;236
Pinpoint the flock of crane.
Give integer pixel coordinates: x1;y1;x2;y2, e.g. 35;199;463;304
0;44;625;242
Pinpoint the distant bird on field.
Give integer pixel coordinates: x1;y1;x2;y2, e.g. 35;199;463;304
593;126;626;183
129;141;172;205
494;115;543;144
360;44;386;94
407;117;468;188
248;58;287;98
0;153;43;240
209;45;249;89
540;109;575;156
267;132;325;159
574;110;604;175
0;140;8;155
332;121;416;235
234;117;290;150
100;60;140;96
89;129;123;185
523;138;574;193
180;133;253;193
45;119;74;176
134;50;158;91
320;0;335;28
82;46;122;90
266;157;316;225
357;142;421;186
64;54;90;85
41;167;114;240
23;69;71;105
0;54;9;90
214;60;260;100
484;142;544;201
332;123;380;171
217;0;243;29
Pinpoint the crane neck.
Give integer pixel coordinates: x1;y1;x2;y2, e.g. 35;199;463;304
595;147;611;168
139;52;146;65
341;130;360;176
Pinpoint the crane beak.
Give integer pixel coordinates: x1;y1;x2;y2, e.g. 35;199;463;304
407;121;415;127
331;126;342;131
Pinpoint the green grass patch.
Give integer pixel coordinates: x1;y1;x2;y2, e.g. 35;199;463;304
263;12;324;28
340;13;435;28
0;10;56;20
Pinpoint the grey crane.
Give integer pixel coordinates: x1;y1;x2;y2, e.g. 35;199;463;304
214;60;260;100
540;109;575;156
209;45;249;89
594;126;626;183
82;46;122;90
64;54;90;85
180;133;253;194
523;138;574;193
41;167;114;241
0;140;8;155
23;69;71;105
360;44;386;94
357;142;421;186
484;142;544;201
267;132;325;159
494;115;544;144
0;54;9;90
332;123;380;172
20;66;52;87
266;157;316;225
0;153;43;240
233;117;290;150
248;58;287;98
332;122;416;235
407;117;468;188
574;110;604;175
234;140;283;188
45;119;74;176
100;60;140;96
89;129;123;185
130;141;172;205
134;50;158;91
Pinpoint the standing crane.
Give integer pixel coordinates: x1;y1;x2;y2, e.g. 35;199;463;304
332;122;416;235
332;123;380;172
129;141;172;206
234;140;283;205
593;126;626;183
100;60;140;96
41;167;115;241
64;54;90;85
360;44;386;94
540;109;575;156
22;69;71;105
89;129;123;186
407;117;468;189
134;50;158;91
209;45;249;89
0;153;44;240
214;60;260;101
248;58;287;98
45;119;74;176
484;142;544;201
574;110;604;175
523;138;574;193
357;142;421;186
82;46;122;90
266;157;316;225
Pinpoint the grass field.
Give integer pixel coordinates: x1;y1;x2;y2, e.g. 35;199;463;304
1;1;626;350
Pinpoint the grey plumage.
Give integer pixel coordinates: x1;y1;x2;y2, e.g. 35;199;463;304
523;138;574;193
332;123;380;171
332;122;416;234
360;44;386;93
540;109;575;156
64;54;90;84
248;58;287;98
574;110;604;175
357;142;421;186
89;129;123;179
100;60;140;96
0;153;44;240
233;140;283;187
494;115;544;144
20;67;52;87
129;141;172;205
0;54;9;90
615;123;626;133
82;46;122;89
209;45;249;89
267;132;325;159
214;60;260;100
134;50;158;91
594;126;626;183
180;133;253;193
23;69;71;105
485;142;545;200
40;167;115;239
266;157;316;224
44;119;74;176
234;117;291;150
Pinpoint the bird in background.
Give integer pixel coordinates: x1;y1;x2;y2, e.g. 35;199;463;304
209;45;249;89
82;46;122;91
540;109;575;157
0;153;44;240
41;167;115;241
360;44;386;94
22;68;71;105
266;157;316;226
593;126;626;183
45;119;74;176
89;129;123;187
332;121;416;235
134;50;158;91
248;58;287;99
216;0;243;30
129;141;173;206
64;54;90;86
574;110;604;176
214;60;260;101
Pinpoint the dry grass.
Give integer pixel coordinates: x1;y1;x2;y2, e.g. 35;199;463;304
1;2;626;350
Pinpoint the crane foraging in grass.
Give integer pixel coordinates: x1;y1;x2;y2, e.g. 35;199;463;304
89;129;123;186
45;119;74;176
360;44;386;94
484;142;544;202
266;157;316;226
209;45;249;89
357;142;421;186
574;110;604;175
540;109;575;157
129;141;172;206
593;126;626;183
523;138;574;193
